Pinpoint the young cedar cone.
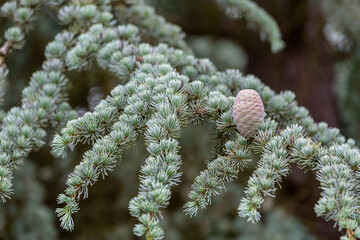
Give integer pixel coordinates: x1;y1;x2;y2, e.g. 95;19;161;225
232;89;265;137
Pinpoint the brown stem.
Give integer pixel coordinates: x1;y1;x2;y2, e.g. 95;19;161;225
0;41;12;67
346;228;355;239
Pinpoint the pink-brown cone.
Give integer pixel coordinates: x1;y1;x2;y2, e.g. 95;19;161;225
232;89;265;137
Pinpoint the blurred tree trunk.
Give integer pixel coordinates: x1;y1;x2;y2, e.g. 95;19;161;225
247;0;339;127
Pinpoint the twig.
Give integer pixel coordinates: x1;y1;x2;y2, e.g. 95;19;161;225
0;41;12;67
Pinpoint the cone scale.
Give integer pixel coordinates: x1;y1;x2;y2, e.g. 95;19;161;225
232;89;265;137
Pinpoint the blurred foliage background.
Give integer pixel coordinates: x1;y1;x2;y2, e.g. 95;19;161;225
1;0;360;239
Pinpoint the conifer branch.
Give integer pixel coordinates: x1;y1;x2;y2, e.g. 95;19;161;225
314;144;360;239
0;1;125;202
53;27;358;238
238;124;304;222
130;72;188;239
0;30;77;202
184;133;251;217
56;61;174;231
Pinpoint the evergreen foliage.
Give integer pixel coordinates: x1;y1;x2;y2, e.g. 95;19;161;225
0;0;359;239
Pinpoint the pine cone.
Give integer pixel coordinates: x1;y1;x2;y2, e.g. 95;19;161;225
232;89;265;137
